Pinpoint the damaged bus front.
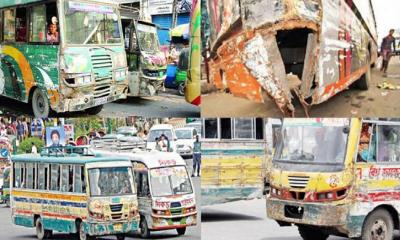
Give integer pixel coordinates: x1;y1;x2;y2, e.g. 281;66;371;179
206;0;378;116
121;11;167;96
267;118;400;239
0;0;129;117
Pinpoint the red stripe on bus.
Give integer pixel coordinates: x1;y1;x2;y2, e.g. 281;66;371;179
15;209;86;220
356;192;400;202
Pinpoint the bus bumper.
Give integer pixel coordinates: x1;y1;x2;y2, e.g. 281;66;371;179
58;82;128;112
266;198;349;227
150;214;197;230
85;220;138;236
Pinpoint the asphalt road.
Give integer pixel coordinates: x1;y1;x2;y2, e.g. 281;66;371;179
0;89;199;118
202;58;400;118
0;157;200;240
203;198;365;240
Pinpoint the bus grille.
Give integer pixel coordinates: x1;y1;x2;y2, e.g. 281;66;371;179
288;176;310;189
110;204;123;212
170;202;181;208
111;213;123;220
91;54;113;70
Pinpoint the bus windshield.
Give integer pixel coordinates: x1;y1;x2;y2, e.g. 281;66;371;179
137;23;159;52
89;167;134;197
150;166;193;197
275;120;349;167
64;1;122;45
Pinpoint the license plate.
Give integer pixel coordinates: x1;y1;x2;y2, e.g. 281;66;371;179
94;96;108;106
114;223;123;232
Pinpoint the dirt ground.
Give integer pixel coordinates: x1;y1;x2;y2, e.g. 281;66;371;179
202;58;400;118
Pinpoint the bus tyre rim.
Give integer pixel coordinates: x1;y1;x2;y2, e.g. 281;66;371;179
79;223;86;240
370;219;387;240
36;94;45;113
36;219;44;239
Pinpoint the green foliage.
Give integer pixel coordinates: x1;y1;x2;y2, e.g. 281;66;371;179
17;137;45;154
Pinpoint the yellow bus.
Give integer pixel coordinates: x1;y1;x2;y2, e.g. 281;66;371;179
267;118;400;240
11;146;139;240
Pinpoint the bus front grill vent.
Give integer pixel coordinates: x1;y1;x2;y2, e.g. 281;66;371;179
288;176;310;189
91;54;113;70
110;204;123;212
171;202;182;208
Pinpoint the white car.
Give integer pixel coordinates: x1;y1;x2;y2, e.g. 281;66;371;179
146;124;177;152
175;127;198;157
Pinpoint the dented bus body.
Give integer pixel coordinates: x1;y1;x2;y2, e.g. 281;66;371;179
267;118;400;239
206;0;378;116
0;0;129;117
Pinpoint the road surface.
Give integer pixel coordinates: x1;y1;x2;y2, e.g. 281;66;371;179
202;58;400;118
0;158;200;240
0;89;199;118
202;198;399;240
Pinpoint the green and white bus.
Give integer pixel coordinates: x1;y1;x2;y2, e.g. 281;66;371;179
0;0;129;117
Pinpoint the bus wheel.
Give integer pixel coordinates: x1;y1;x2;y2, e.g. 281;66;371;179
116;235;125;240
139;217;150;238
357;65;371;90
361;209;393;240
32;89;50;118
78;221;93;240
85;105;103;115
178;82;186;96
35;217;52;240
298;225;328;240
176;227;186;235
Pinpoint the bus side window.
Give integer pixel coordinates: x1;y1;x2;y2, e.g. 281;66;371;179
37;164;46;190
45;2;59;44
3;9;15;42
13;163;21;188
29;5;46;42
357;123;377;163
81;166;86;193
377;125;400;162
74;165;83;193
50;164;60;191
60;165;69;192
16;7;27;42
26;163;34;189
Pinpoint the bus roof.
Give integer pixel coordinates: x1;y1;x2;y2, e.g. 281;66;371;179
0;0;119;8
11;154;130;165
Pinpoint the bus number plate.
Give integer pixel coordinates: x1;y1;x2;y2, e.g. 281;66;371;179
114;223;123;232
94;96;108;106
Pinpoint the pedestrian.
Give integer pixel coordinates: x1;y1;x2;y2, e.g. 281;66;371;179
31;142;38;154
381;29;396;76
16;120;24;142
192;135;201;177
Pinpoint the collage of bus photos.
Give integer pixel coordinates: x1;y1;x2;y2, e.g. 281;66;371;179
1;0;400;240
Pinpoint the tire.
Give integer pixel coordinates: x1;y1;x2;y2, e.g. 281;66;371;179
35;217;52;240
361;209;393;240
116;235;125;240
298;225;329;240
139;217;150;238
32;88;50;118
78;221;93;240
176;227;186;236
85;105;103;115
178;82;186;96
357;65;371;90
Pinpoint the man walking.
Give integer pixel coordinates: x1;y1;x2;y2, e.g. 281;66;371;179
381;29;396;76
192;135;201;177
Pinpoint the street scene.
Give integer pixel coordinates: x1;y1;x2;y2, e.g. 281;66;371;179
0;0;200;118
201;118;400;240
201;0;399;117
0;116;202;240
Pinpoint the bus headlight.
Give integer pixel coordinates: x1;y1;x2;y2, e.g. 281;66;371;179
76;75;92;85
114;69;128;81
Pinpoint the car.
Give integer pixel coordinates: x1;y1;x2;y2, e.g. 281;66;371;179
117;126;138;136
175;127;198;157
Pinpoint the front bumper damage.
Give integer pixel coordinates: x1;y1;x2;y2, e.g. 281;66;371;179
150;213;197;230
84;220;138;236
207;0;322;116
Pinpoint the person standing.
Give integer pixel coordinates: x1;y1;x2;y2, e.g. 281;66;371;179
381;29;396;76
192;135;201;177
31;142;38;154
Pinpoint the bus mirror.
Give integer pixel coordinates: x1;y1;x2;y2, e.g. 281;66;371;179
343;127;350;134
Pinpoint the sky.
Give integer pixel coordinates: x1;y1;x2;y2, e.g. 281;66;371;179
372;0;400;42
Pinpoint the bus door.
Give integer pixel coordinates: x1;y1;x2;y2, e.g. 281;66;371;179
132;162;152;229
124;21;141;96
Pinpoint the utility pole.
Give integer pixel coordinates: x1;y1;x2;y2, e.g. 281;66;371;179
171;0;178;28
